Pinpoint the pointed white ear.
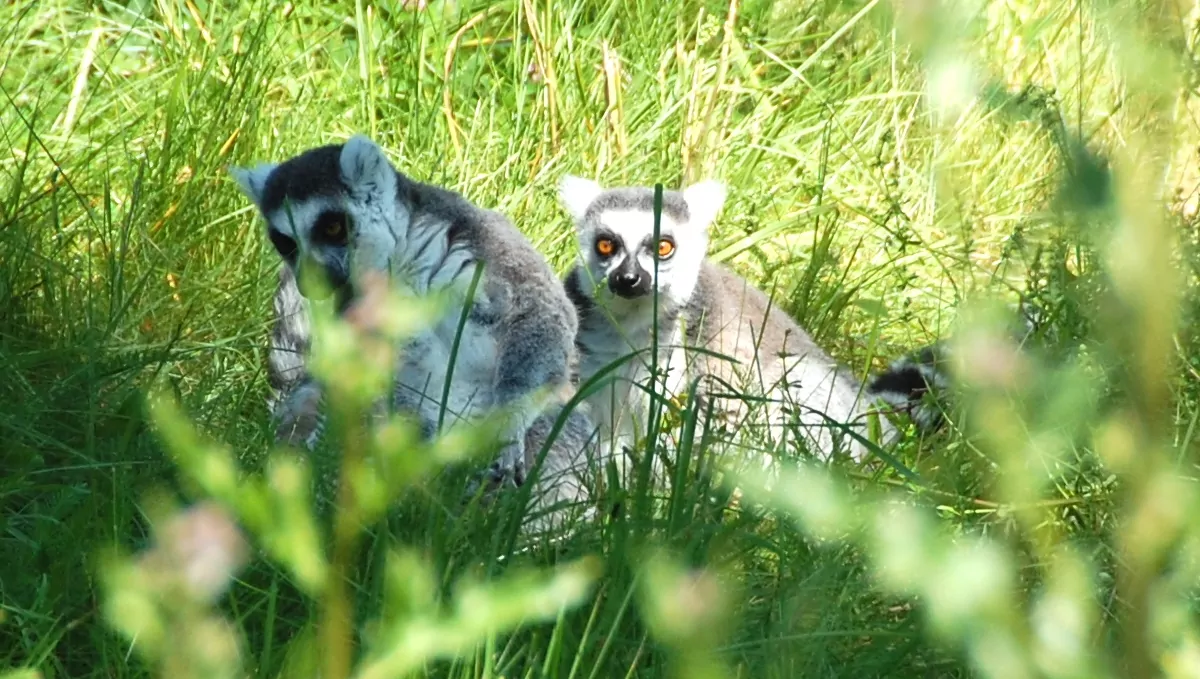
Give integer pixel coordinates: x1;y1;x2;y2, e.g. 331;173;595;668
559;175;603;222
339;134;392;189
228;163;277;208
682;179;726;231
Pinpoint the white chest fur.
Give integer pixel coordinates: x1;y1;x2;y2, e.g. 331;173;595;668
384;212;500;432
577;318;693;453
394;308;500;431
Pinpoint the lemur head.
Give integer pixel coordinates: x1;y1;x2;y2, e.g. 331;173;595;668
230;135;405;311
558;176;726;308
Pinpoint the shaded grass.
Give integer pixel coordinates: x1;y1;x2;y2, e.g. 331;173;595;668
2;0;1199;677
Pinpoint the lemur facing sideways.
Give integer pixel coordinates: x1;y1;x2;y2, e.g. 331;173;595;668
229;135;598;527
558;175;921;469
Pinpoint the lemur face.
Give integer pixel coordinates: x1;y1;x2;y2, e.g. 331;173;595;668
230;135;403;312
267;196;355;310
585;210;683;300
559;176;726;307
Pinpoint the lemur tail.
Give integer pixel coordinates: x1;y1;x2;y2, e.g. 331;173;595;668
266;266;313;414
863;299;1046;434
865;343;952;434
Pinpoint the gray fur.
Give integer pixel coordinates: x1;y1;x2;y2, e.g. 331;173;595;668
560;176;901;469
265;266;312;417
231;135;598;521
516;402;603;536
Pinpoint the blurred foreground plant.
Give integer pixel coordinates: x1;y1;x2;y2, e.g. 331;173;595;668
732;1;1200;678
100;270;600;679
638;550;738;679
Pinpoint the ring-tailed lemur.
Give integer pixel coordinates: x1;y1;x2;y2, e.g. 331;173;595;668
229;136;596;512
557;175;903;468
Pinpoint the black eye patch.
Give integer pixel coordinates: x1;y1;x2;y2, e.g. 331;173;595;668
312;210;351;247
268;228;298;263
593;230;623;258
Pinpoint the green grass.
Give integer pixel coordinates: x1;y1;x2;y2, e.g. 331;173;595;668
3;0;1200;677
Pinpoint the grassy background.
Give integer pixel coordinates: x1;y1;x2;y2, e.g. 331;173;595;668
3;0;1200;677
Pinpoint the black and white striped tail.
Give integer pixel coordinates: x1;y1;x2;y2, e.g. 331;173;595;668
267;266;313;417
863;299;1046;434
865;343;952;434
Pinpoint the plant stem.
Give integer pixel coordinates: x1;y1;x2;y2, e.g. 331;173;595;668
321;398;368;679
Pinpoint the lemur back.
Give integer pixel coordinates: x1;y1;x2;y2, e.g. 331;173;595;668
231;135;597;528
558;176;901;468
684;260;894;457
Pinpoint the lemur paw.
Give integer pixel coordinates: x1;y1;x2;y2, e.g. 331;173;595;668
489;440;527;487
460;431;528;507
274;382;323;449
462;458;519;508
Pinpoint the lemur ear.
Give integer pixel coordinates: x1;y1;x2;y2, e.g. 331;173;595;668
339;134;393;189
229;163;278;210
559;175;604;223
682;179;726;232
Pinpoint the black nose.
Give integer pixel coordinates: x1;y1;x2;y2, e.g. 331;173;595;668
334;283;357;314
297;258;351;302
609;270;651;299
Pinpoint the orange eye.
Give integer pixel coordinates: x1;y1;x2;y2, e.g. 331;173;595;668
657;239;675;259
595;238;615;257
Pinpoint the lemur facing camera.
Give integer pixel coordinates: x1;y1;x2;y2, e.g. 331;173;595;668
558;175;912;470
229;135;597;524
